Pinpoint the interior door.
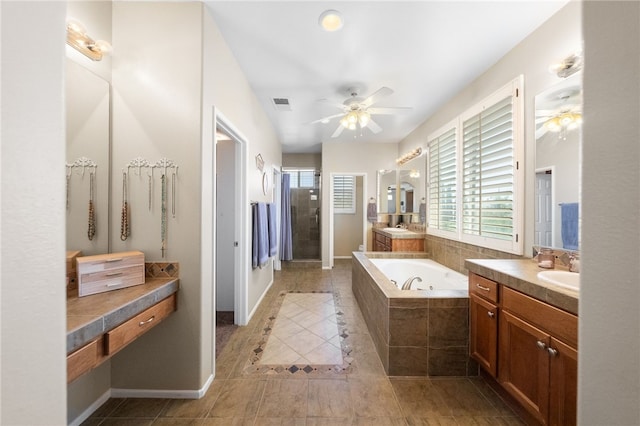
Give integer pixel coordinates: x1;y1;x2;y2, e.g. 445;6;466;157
535;170;553;246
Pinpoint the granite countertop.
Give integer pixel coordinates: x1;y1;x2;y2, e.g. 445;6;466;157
67;277;179;354
465;258;578;315
373;228;427;239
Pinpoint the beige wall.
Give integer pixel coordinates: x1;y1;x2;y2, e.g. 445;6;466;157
283;153;321;170
1;2;68;424
580;2;640;424
399;1;582;256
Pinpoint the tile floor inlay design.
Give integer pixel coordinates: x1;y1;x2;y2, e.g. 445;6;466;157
243;290;354;376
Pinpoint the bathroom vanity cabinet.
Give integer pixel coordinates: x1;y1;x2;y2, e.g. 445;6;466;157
67;278;179;383
372;228;425;252
469;271;577;426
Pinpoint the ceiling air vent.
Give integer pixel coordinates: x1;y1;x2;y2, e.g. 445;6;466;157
272;97;292;112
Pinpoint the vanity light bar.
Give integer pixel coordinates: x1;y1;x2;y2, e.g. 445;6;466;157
396;147;423;166
66;18;111;62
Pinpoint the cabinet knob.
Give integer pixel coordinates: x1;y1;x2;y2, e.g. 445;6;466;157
536;340;547;350
547;347;558;357
487;311;495;318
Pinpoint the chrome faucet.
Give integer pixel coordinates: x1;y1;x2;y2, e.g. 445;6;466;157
401;276;422;290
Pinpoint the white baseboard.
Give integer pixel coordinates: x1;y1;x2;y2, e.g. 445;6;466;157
247;276;274;322
69;389;111;426
69;375;215;425
111;374;214;399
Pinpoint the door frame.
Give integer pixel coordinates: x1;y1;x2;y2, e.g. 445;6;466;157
328;172;367;269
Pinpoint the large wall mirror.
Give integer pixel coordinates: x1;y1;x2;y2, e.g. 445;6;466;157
398;166;423;215
66;59;110;255
534;73;581;250
377;169;396;214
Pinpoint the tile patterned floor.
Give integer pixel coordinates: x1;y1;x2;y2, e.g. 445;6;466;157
82;259;526;426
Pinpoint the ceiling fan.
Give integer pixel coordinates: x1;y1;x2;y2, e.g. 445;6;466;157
310;86;411;138
535;84;582;140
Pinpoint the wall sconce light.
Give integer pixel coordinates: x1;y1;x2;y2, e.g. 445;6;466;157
549;51;582;78
396;147;422;166
66;18;111;61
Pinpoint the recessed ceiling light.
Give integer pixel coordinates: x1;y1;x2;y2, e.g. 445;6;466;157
319;10;343;32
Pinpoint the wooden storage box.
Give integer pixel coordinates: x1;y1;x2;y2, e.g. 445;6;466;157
66;250;82;296
77;251;145;297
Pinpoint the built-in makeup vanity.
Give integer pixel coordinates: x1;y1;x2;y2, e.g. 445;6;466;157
465;258;578;425
372;227;425;252
66;276;179;383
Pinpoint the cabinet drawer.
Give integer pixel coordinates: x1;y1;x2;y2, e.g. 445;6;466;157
105;294;177;356
469;273;499;303
502;286;577;348
67;337;103;383
78;265;145;297
77;251;144;274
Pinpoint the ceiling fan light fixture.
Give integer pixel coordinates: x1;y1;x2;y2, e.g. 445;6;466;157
319;10;343;32
358;111;370;127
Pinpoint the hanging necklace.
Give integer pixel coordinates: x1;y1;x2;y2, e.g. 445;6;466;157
120;171;130;241
87;171;96;241
66;167;72;211
171;170;177;218
161;174;167;258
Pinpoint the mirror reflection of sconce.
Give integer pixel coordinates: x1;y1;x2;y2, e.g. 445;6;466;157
549;50;582;79
66;18;112;61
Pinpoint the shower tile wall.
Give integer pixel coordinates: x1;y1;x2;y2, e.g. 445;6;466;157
291;187;320;259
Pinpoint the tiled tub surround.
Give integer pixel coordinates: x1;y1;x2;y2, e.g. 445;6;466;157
352;252;474;376
465;258;578;315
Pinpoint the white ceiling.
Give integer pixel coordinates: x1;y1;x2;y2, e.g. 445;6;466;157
204;1;569;153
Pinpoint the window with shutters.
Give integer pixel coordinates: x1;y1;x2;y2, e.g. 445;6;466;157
333;175;356;214
426;77;523;254
427;122;458;238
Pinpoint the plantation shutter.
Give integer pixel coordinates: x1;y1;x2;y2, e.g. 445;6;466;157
333;175;356;214
428;127;457;233
462;95;514;241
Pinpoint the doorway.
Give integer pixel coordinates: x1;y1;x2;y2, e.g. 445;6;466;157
212;112;248;365
329;172;367;267
285;168;321;260
535;168;554;247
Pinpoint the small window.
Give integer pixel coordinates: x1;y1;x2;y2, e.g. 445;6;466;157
285;169;316;188
333;175;356;214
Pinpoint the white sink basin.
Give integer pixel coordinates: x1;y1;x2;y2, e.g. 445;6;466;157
383;227;409;233
537;270;580;291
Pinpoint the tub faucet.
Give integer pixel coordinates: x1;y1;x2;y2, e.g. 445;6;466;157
401;276;422;290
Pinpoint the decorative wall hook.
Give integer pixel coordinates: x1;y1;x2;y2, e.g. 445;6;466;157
126;157;151;176
68;156;97;177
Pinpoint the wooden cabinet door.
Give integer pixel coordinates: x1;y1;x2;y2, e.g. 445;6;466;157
470;293;498;377
499;310;550;424
549;337;578;426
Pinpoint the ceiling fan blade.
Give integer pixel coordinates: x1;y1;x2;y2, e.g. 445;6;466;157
366;118;383;134
367;106;412;115
362;87;393;108
331;124;345;138
316;98;346;110
309;113;345;125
